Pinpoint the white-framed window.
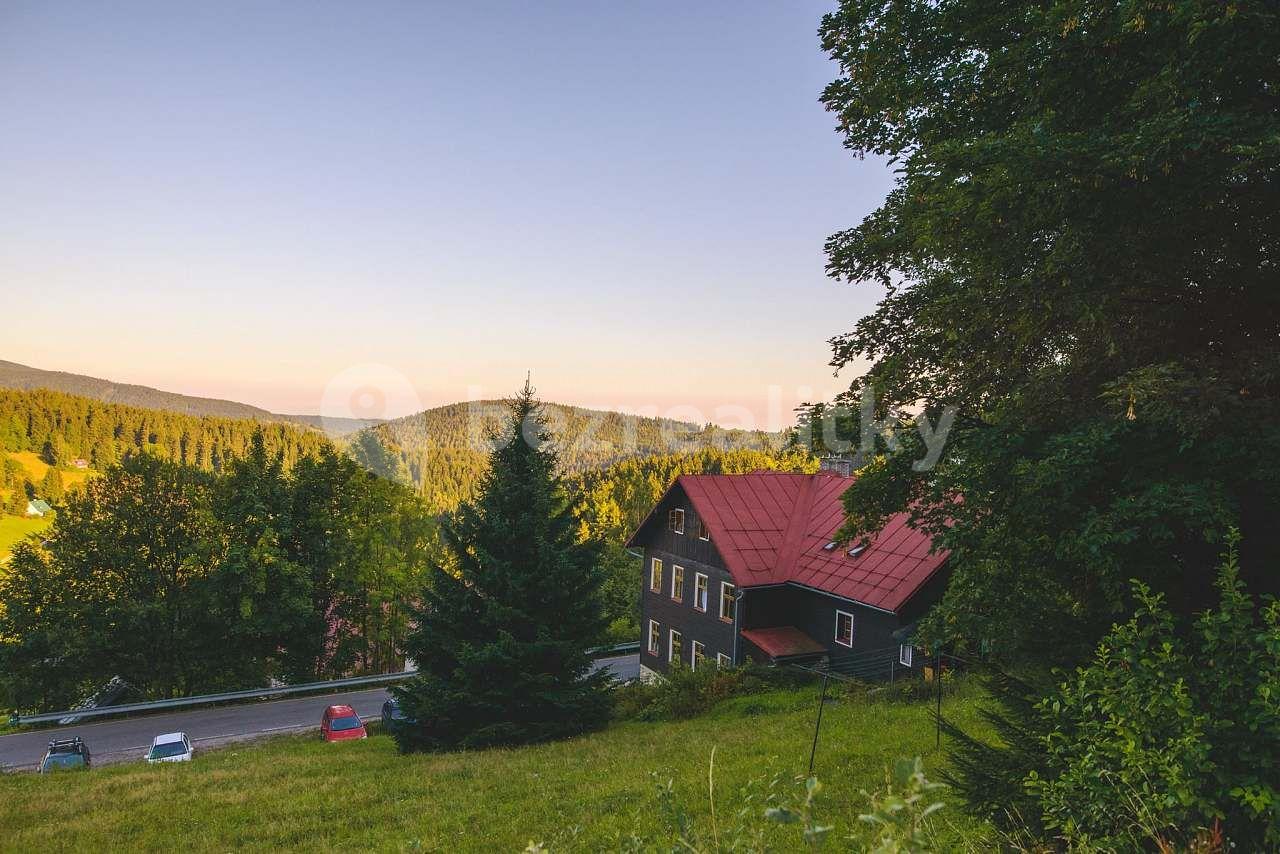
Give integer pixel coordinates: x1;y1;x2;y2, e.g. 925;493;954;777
649;558;663;593
835;610;855;647
899;644;914;667
669;629;684;664
668;508;685;534
719;582;736;622
693;573;708;611
716;652;732;668
697;519;710;541
647;620;661;656
671;564;684;602
691;640;705;670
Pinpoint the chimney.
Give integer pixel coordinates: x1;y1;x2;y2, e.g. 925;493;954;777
818;454;856;477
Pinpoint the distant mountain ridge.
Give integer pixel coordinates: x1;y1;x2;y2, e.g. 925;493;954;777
0;360;379;436
1;360;795;513
364;399;787;512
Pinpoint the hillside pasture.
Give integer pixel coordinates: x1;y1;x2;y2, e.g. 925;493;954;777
0;515;50;563
6;451;97;492
0;681;995;852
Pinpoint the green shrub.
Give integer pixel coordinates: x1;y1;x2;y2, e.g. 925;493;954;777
872;667;964;704
950;532;1280;850
613;662;810;722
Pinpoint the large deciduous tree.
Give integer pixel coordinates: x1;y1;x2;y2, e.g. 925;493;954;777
0;455;228;708
212;431;312;684
816;0;1280;662
393;383;613;752
0;437;438;711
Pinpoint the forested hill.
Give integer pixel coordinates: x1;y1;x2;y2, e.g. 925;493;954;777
359;401;788;513
570;447;817;543
0;388;331;472
0;360;379;436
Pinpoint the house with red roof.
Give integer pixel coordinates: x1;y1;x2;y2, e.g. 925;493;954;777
626;460;950;681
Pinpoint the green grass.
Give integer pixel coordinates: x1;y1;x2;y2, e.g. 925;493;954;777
5;452;97;493
1;450;98;560
0;514;50;562
0;682;994;852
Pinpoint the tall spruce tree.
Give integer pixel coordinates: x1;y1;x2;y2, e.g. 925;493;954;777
392;382;612;752
39;467;65;503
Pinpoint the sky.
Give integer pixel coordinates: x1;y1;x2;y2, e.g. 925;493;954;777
0;1;894;430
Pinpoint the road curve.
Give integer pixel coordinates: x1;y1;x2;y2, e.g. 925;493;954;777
0;654;639;772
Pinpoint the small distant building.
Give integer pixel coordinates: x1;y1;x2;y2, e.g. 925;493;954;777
71;458;89;470
26;499;53;517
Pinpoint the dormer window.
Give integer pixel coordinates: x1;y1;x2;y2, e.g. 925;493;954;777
668;508;685;534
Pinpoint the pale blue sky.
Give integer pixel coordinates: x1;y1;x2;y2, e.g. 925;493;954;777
0;1;893;428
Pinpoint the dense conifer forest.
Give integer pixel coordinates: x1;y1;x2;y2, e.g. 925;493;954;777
0;388;331;473
363;400;786;513
0;360;378;435
570;447;817;543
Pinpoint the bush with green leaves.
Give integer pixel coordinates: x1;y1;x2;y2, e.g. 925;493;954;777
613;662;811;722
949;534;1280;849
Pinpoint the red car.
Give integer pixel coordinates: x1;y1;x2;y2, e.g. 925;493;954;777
320;704;367;742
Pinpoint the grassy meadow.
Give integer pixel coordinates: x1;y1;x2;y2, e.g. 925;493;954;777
0;452;97;560
0;682;995;852
0;515;51;563
6;451;97;493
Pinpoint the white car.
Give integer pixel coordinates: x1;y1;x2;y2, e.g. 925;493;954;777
145;732;193;764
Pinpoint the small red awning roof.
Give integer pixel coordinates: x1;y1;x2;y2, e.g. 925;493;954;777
740;626;827;659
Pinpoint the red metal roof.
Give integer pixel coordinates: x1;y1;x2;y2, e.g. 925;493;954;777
650;471;948;614
740;626;827;659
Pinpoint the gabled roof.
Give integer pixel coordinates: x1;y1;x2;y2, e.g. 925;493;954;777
627;471;948;614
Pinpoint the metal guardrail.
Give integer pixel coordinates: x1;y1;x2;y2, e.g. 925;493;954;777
589;641;640;656
11;670;415;726
9;641;642;726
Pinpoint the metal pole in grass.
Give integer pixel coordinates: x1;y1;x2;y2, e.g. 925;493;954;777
935;648;943;749
807;671;830;777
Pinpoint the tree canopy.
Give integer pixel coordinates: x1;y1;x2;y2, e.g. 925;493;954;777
815;0;1280;662
0;435;435;711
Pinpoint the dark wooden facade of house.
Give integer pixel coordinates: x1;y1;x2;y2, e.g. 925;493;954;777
636;486;741;674
628;469;949;681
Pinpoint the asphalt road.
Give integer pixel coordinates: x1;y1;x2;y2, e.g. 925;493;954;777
0;653;639;772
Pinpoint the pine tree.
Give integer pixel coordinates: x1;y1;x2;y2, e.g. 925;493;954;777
392;382;613;752
6;488;27;516
938;667;1052;836
39;467;65;503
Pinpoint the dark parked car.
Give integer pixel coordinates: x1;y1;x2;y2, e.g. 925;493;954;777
39;737;91;773
381;696;409;728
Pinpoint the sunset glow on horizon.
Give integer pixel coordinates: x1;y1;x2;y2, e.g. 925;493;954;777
0;1;890;427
